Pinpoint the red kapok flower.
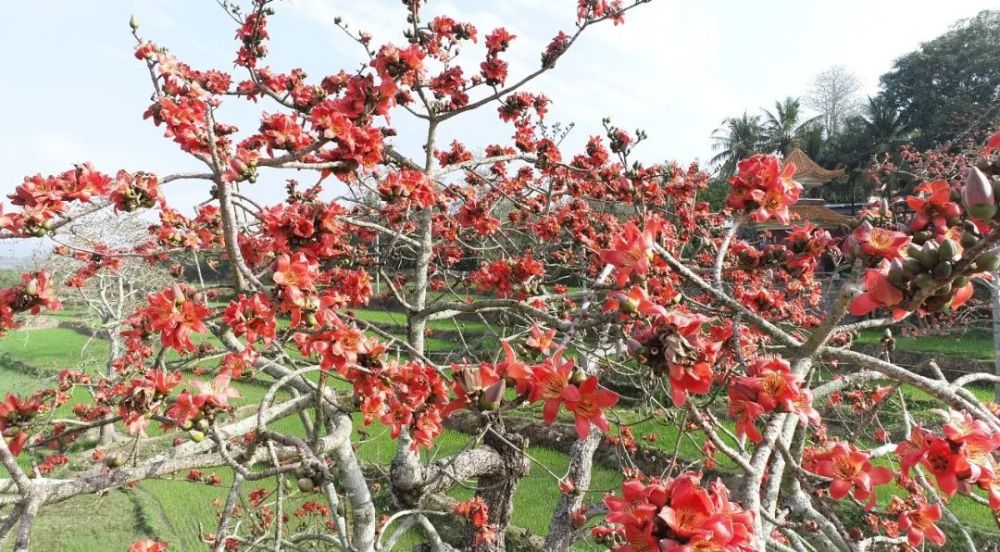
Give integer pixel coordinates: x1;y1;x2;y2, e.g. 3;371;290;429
897;428;968;497
561;376;619;440
727;154;802;224
128;540;169;552
850;221;910;261
600;218;662;287
806;442;893;507
899;503;946;548
529;350;575;424
906;180;961;233
849;268;905;320
984;130;1000;156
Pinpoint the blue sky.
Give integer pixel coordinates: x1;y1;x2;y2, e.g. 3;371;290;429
0;0;995;258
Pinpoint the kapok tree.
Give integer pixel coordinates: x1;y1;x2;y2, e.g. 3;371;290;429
3;1;1000;551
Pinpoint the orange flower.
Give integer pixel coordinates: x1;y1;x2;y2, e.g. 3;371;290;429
561;376;619;439
806;442;893;507
849;268;905;320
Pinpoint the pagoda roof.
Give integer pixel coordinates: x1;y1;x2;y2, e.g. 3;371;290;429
782;148;845;184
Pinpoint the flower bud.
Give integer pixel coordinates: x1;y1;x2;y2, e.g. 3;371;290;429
479;379;506;411
886;259;906;286
297;477;315;493
975;249;1000;272
104;452;125;468
900;257;922;278
129;14;140;31
963;167;997;220
917;242;939;270
625;338;643;356
932;261;953;280
938;238;960;262
619;294;640;314
914;273;936;289
172;284;186;305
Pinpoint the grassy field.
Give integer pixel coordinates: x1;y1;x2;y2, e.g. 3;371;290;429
3;317;1000;550
0;323;621;551
856;328;995;360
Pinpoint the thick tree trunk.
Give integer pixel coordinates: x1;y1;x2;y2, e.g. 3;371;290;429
98;328;123;446
472;420;529;552
543;427;602;551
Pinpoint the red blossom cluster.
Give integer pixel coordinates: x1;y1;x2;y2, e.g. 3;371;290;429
164;374;241;431
260;196;348;260
378;169;438;209
0;271;61;335
728;356;818;442
0;393;45;455
600;473;754;551
128;540;169;552
353;359;449;450
847;167;1000;323
803;441;893;507
38;453;69;474
890;498;946;547
897;411;1000;504
454;497;496;545
725;154;802;224
600;218;662;287
449;344;619;440
0;164;161;238
149;206;223;251
480;27;514;86
114;369;183;436
626;309;730;406
577;0;626;25
271;253;320;325
222;293;277;346
468;255;545;299
135;285;209;353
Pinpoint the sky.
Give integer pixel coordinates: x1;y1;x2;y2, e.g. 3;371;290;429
0;0;995;259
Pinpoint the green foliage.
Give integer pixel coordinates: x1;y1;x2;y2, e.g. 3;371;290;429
880;10;1000;149
760;97;822;157
710;112;764;178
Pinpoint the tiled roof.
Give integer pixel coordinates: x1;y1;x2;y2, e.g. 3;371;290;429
783;148;845;182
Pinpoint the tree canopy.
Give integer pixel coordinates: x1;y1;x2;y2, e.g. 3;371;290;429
881;10;1000;149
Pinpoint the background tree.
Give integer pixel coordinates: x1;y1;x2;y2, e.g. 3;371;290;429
861;95;910;154
880;10;1000;149
710;112;764;178
760;96;822;156
805;64;862;138
41;211;173;445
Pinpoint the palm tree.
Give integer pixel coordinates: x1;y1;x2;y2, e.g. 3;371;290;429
862;96;908;153
798;123;826;161
760;97;824;156
710;112;764;178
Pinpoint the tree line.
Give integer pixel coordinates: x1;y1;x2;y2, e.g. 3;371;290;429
708;10;1000;205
